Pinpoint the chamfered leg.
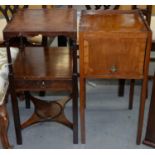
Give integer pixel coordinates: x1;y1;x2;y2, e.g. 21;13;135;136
129;79;135;110
72;75;78;144
137;78;147;145
118;79;125;97
80;78;86;144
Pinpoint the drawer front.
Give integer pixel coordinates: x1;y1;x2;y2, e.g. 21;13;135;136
82;35;146;78
14;80;72;92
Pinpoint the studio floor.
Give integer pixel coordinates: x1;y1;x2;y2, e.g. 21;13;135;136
1;79;153;149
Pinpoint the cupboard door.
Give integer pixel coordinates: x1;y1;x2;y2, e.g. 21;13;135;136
82;35;146;78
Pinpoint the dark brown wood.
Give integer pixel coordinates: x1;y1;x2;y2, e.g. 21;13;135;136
58;36;67;47
3;8;78;145
143;73;155;148
57;6;76;47
0;5;53;46
14;79;72;92
129;79;135;110
6;41;22;145
3;8;77;40
79;10;151;144
152;43;155;51
22;96;73;129
148;75;154;80
20;34;32;110
24;91;31;109
0;104;12;149
79;78;86;144
0;6;58;106
137;78;149;145
118;79;125;97
0;6;34;47
13;47;73;80
72;74;78;144
71;39;78;144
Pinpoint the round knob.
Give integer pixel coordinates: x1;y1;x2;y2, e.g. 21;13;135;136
110;65;117;73
42;81;45;87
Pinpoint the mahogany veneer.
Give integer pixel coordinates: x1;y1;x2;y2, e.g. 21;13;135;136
3;8;78;145
79;10;152;144
3;8;77;40
13;47;73;91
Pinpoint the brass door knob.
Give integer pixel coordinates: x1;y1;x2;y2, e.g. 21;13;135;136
110;65;117;73
41;81;45;87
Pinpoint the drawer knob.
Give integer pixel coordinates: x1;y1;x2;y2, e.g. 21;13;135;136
110;65;117;73
42;81;45;86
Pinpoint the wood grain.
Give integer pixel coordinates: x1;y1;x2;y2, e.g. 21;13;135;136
79;9;151;144
3;8;77;40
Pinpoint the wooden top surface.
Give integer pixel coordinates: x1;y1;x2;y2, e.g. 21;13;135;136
13;47;72;80
3;8;77;39
79;10;148;33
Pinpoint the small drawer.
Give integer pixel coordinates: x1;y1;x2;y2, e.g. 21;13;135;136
14;79;72;92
